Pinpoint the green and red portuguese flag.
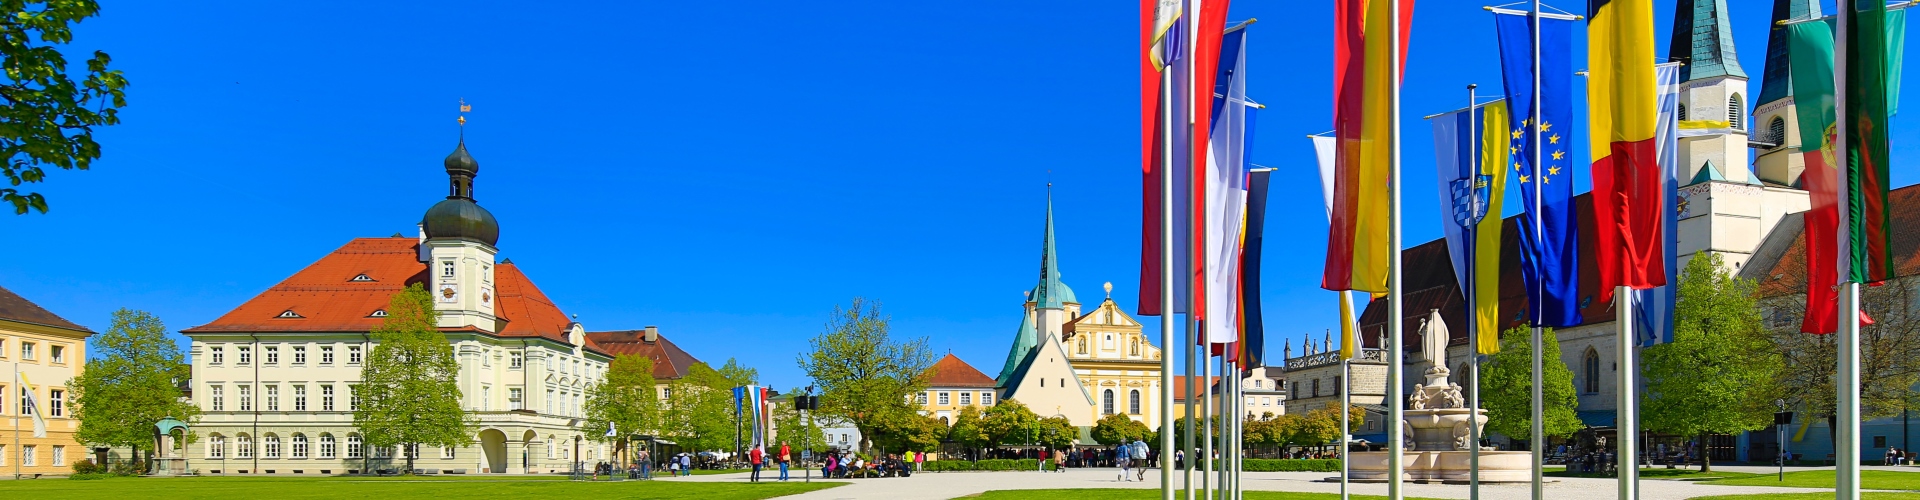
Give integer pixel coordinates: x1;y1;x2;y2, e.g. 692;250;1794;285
1787;0;1906;334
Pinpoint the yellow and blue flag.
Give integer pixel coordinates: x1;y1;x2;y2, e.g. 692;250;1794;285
1429;99;1509;354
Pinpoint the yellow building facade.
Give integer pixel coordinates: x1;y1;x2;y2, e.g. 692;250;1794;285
0;285;93;477
1064;294;1162;429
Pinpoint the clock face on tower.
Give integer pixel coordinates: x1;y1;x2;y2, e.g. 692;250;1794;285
480;287;493;308
439;283;459;303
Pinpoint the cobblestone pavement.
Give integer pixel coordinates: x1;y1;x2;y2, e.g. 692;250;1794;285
666;466;1863;499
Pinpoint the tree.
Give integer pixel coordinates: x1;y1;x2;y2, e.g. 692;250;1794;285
1768;265;1920;451
1092;413;1151;445
796;298;934;453
1033;416;1078;450
1171;415;1221;450
947;405;990;458
582;354;658;456
660;362;741;454
1644;253;1784;472
869;410;944;454
69;309;199;463
354;283;470;472
982;399;1040;446
1480;326;1582;443
0;0;128;215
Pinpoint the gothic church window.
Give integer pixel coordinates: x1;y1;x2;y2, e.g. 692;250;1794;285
1583;348;1601;394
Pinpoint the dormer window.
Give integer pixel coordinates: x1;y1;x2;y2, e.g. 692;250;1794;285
350;274;375;282
369;310;388;318
277;310;304;319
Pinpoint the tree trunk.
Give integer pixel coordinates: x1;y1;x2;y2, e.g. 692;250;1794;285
1828;413;1840;466
405;442;416;473
1699;432;1712;473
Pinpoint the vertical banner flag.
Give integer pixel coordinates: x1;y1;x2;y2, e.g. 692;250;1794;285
1844;0;1897;285
1312;135;1362;360
1138;0;1188;316
1190;0;1236;321
1324;0;1414;294
1205;23;1251;344
21;372;47;438
1589;0;1666;302
1495;11;1582;327
1633;63;1682;346
1239;167;1271;367
1429;99;1510;355
1789;19;1840;333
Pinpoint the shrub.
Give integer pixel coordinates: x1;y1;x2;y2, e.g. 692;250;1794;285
70;458;100;475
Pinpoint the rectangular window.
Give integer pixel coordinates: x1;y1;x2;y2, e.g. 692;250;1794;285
348;346;363;364
211;386;224;412
509;388;523;410
49;390;63;417
18;388;32;415
50;346;63;364
510;352;523;368
916;392;927;405
320;437;335;459
960;392;971;405
266;385;279;411
982;392;993;406
349;385;361;411
264;437;280;459
291;436;307;458
22;445;35;466
0;444;6;466
294;385;307;411
347;436;363;458
322;385;335;412
238;346;251;364
1876;436;1889;448
238;385;252;411
320;346;334;364
937;392;950;406
442;260;455;277
443;447;457;459
1333;376;1342;396
264;346;278;364
20;342;33;360
236;436;251;459
208;436;224;459
211;347;224;365
546;390;555;414
52;446;63;466
480;385;491;411
1312;379;1320;398
293;346;306;365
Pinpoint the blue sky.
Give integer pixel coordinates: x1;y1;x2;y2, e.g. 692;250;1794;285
3;1;1915;389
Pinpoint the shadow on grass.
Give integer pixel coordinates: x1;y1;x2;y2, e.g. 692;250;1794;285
956;489;1444;500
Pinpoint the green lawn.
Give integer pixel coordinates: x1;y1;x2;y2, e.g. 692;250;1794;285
1701;470;1920;490
958;490;1443;500
1689;494;1920;500
0;475;843;499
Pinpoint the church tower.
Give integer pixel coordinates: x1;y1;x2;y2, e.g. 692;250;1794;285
1753;0;1823;186
991;190;1095;425
419;120;502;331
1669;0;1755;184
1668;0;1811;273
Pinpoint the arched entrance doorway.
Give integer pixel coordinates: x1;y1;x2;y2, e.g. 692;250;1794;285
480;429;508;473
523;430;540;474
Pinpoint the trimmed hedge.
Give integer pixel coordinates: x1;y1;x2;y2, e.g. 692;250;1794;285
923;459;1043;472
925;458;1339;473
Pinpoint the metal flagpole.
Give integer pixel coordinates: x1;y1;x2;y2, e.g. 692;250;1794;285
1387;0;1406;497
1160;48;1179;500
1836;2;1861;498
13;364;20;480
1618;285;1638;500
1527;1;1546;499
1212;353;1223;499
1187;313;1198;500
1186;2;1203;497
1465;83;1482;500
1204;346;1214;499
1340;349;1351;500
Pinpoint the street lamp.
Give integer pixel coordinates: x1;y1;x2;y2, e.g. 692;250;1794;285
573;435;583;480
803;385;815;484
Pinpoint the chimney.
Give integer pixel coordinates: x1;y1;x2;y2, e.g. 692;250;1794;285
643;326;659;343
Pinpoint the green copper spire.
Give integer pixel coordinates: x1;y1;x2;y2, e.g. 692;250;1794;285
996;312;1037;385
1667;0;1748;81
1027;188;1077;309
1757;0;1822;105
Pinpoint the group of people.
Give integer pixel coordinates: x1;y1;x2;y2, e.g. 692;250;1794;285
818;450;919;478
1112;439;1151;482
1887;447;1910;466
747;441;796;482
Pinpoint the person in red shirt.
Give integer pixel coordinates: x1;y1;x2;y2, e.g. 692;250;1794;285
778;441;792;481
749;445;765;482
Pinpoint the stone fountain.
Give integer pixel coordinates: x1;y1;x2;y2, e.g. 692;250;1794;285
1348;312;1531;483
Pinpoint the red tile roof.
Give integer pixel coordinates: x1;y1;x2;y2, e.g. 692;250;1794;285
183;237;603;355
584;329;702;381
924;353;997;388
1747;184;1920;297
0;285;91;333
1171;375;1220;403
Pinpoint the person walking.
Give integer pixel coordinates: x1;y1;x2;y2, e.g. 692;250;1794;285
1117;443;1132;481
1130;438;1150;481
749;445;766;482
915;450;925;472
778;441;792;481
680;453;692;477
1174;449;1185;471
638;448;651;479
